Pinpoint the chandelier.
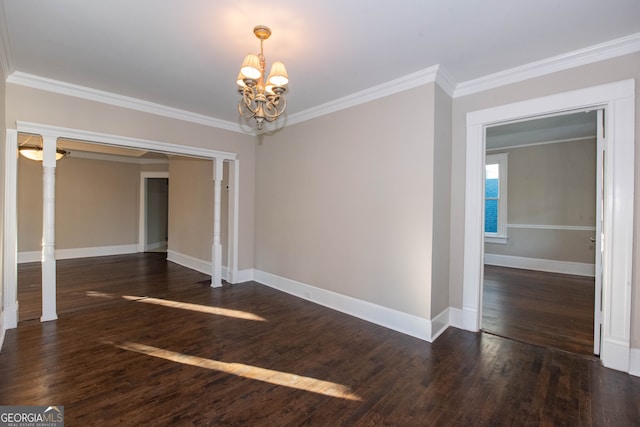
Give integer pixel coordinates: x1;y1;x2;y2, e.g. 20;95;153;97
237;25;288;130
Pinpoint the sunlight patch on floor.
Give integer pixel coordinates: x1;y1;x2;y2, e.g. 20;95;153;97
85;290;116;299
121;295;267;321
109;341;361;401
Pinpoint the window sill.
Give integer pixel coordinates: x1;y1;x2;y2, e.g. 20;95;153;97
484;236;507;244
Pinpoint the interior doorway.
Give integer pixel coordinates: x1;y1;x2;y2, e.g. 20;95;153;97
480;111;600;356
139;173;170;253
462;79;634;372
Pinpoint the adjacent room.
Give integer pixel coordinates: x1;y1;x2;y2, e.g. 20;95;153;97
482;111;599;357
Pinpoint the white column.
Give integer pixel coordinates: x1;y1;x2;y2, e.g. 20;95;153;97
41;135;58;322
3;130;19;328
211;157;223;287
226;159;239;284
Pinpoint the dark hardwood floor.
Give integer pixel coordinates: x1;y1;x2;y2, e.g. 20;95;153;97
2;254;639;425
483;265;595;357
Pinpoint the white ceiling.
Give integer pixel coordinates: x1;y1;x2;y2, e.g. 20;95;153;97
1;0;639;130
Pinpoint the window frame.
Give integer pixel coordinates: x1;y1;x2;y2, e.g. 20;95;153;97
484;152;508;244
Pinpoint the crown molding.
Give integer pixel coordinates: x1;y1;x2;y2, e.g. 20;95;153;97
286;65;447;127
4;32;639;130
7;71;244;133
434;65;457;97
454;32;640;98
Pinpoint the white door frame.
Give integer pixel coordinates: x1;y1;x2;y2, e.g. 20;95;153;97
3;122;239;329
462;79;635;372
138;172;170;252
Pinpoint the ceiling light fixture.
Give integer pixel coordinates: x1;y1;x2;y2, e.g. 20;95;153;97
19;145;68;162
237;25;288;131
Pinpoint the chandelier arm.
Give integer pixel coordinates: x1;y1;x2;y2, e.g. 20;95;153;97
239;86;261;118
262;96;287;122
238;100;257;119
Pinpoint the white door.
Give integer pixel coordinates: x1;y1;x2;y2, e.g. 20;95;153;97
593;109;604;356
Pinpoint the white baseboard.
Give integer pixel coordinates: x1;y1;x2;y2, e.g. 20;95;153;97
448;307;464;329
167;250;211;275
235;269;254;283
484;253;595;277
462;305;480;331
629;348;640;377
601;337;630;372
18;244;138;263
253;269;436;342
0;324;4;352
430;308;450;341
166;250;254;284
2;302;18;330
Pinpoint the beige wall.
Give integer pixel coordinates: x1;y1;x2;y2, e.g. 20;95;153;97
18;154;141;251
449;52;640;346
255;85;439;319
431;85;452;316
6;84;255;270
168;156;229;265
485;139;596;263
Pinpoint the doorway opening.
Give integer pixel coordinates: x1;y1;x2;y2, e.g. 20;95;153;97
140;173;170;253
480;111;600;357
5;124;239;328
462;79;634;372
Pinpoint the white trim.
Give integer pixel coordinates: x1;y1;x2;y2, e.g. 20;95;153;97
507;223;595;231
18;244;138;263
253;270;434;342
430;308;450;341
167;249;246;284
0;326;5;352
167;250;211;275
3;130;18;329
455;33;640;97
225;160;240;284
235;268;254;284
484;236;507;244
484;253;595;277
7;72;242;133
486;136;597;153
630;349;640;377
448;307;463;329
285;65;444;127
138;172;170;252
16;122;236;161
463;79;635;373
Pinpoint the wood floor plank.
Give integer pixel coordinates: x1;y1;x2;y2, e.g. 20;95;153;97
483;265;595;356
1;254;639;425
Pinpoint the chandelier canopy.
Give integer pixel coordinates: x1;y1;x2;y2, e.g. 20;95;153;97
237;25;288;130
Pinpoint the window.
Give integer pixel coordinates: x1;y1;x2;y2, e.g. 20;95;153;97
485;153;508;243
